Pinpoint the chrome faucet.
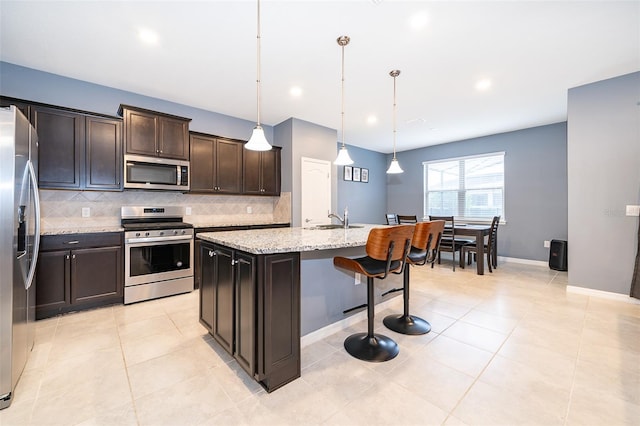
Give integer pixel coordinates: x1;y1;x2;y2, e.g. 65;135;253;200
328;206;349;229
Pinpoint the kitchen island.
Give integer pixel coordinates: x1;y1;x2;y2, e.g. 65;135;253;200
197;224;402;392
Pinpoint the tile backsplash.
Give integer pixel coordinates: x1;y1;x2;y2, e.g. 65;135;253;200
40;190;291;231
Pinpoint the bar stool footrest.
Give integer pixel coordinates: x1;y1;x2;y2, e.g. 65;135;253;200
383;314;431;335
344;332;399;362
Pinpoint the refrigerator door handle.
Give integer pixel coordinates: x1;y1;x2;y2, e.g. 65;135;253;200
25;160;40;291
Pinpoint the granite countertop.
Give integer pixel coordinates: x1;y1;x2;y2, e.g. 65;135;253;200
197;224;384;254
187;220;290;229
41;225;124;236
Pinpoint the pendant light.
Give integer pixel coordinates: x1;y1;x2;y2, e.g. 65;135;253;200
334;35;354;166
245;0;272;151
386;69;404;174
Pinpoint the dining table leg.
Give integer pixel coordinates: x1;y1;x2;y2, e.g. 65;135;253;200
475;234;485;275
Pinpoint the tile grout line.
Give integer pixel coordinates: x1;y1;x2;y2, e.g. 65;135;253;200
562;294;589;426
114;308;142;426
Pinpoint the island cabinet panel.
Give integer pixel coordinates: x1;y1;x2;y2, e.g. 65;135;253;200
199;245;216;332
256;253;300;391
35;233;124;319
199;240;300;392
212;246;234;354
234;252;256;375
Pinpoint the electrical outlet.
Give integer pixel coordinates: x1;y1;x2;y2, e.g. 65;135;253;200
185;207;192;215
354;273;361;285
544;240;550;248
246;206;252;214
626;205;640;216
81;207;90;218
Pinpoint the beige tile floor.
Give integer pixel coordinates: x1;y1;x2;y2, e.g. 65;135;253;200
2;261;639;425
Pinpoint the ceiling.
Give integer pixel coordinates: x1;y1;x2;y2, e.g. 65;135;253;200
1;1;638;153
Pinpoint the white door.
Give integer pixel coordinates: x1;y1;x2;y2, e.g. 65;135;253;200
301;157;331;226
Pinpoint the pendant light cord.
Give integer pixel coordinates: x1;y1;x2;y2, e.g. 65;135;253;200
340;41;346;148
387;70;403;174
390;69;401;160
256;0;262;126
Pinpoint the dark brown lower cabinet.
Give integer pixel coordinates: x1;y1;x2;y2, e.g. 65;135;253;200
199;240;300;392
35;233;123;319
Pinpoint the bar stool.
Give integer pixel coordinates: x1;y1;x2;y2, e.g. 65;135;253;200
383;220;445;335
333;225;414;362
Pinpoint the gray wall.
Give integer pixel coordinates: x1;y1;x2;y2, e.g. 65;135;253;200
336;144;388;225
567;71;640;295
274;118;338;227
0;61;273;144
386;123;568;261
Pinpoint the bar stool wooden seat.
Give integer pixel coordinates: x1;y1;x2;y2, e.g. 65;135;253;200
333;225;414;362
383;220;445;335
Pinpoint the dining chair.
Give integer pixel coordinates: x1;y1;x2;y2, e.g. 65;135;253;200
397;215;418;224
428;215;474;271
462;215;500;273
385;214;399;225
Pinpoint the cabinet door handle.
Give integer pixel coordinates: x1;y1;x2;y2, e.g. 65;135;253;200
65;255;70;260
66;240;80;245
208;250;216;257
72;254;76;259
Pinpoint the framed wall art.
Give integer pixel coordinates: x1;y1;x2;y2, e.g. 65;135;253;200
361;168;369;183
343;165;353;181
353;167;361;182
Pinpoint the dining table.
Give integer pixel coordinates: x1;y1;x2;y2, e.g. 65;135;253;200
448;223;494;275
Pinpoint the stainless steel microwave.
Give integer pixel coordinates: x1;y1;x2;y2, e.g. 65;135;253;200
124;154;189;191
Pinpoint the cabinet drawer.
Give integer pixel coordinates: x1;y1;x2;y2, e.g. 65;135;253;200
40;232;122;251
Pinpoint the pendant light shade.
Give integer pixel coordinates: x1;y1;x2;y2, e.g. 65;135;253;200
386;69;404;174
334;35;354;166
246;0;272;151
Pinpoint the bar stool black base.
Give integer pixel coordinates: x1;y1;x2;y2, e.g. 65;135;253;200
344;333;399;362
383;314;431;335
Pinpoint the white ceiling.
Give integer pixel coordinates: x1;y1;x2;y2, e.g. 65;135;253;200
1;1;638;153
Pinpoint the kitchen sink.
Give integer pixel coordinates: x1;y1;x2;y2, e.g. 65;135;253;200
313;224;364;230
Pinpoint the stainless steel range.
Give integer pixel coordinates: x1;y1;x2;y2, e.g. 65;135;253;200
121;206;193;304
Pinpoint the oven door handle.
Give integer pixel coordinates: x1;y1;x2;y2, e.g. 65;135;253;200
126;235;193;244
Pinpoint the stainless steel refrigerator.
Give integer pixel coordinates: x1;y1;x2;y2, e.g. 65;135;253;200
0;105;40;410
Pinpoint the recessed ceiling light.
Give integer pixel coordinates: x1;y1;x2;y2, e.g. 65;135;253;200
366;115;378;125
290;86;303;97
409;12;429;31
475;78;492;91
138;28;159;45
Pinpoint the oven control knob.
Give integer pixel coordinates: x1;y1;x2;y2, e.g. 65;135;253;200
136;232;141;237
145;232;150;237
173;230;178;235
182;230;186;235
159;231;164;236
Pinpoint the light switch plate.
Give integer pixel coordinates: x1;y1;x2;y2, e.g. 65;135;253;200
81;207;90;218
626;205;640;217
185;207;192;215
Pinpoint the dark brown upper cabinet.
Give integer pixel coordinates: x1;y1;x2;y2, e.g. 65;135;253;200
243;147;281;196
119;105;191;160
190;132;243;194
31;105;122;191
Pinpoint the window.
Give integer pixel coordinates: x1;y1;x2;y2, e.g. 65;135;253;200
423;152;504;221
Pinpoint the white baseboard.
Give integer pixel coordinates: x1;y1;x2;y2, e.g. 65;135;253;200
498;256;548;267
566;285;640;305
300;297;402;349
